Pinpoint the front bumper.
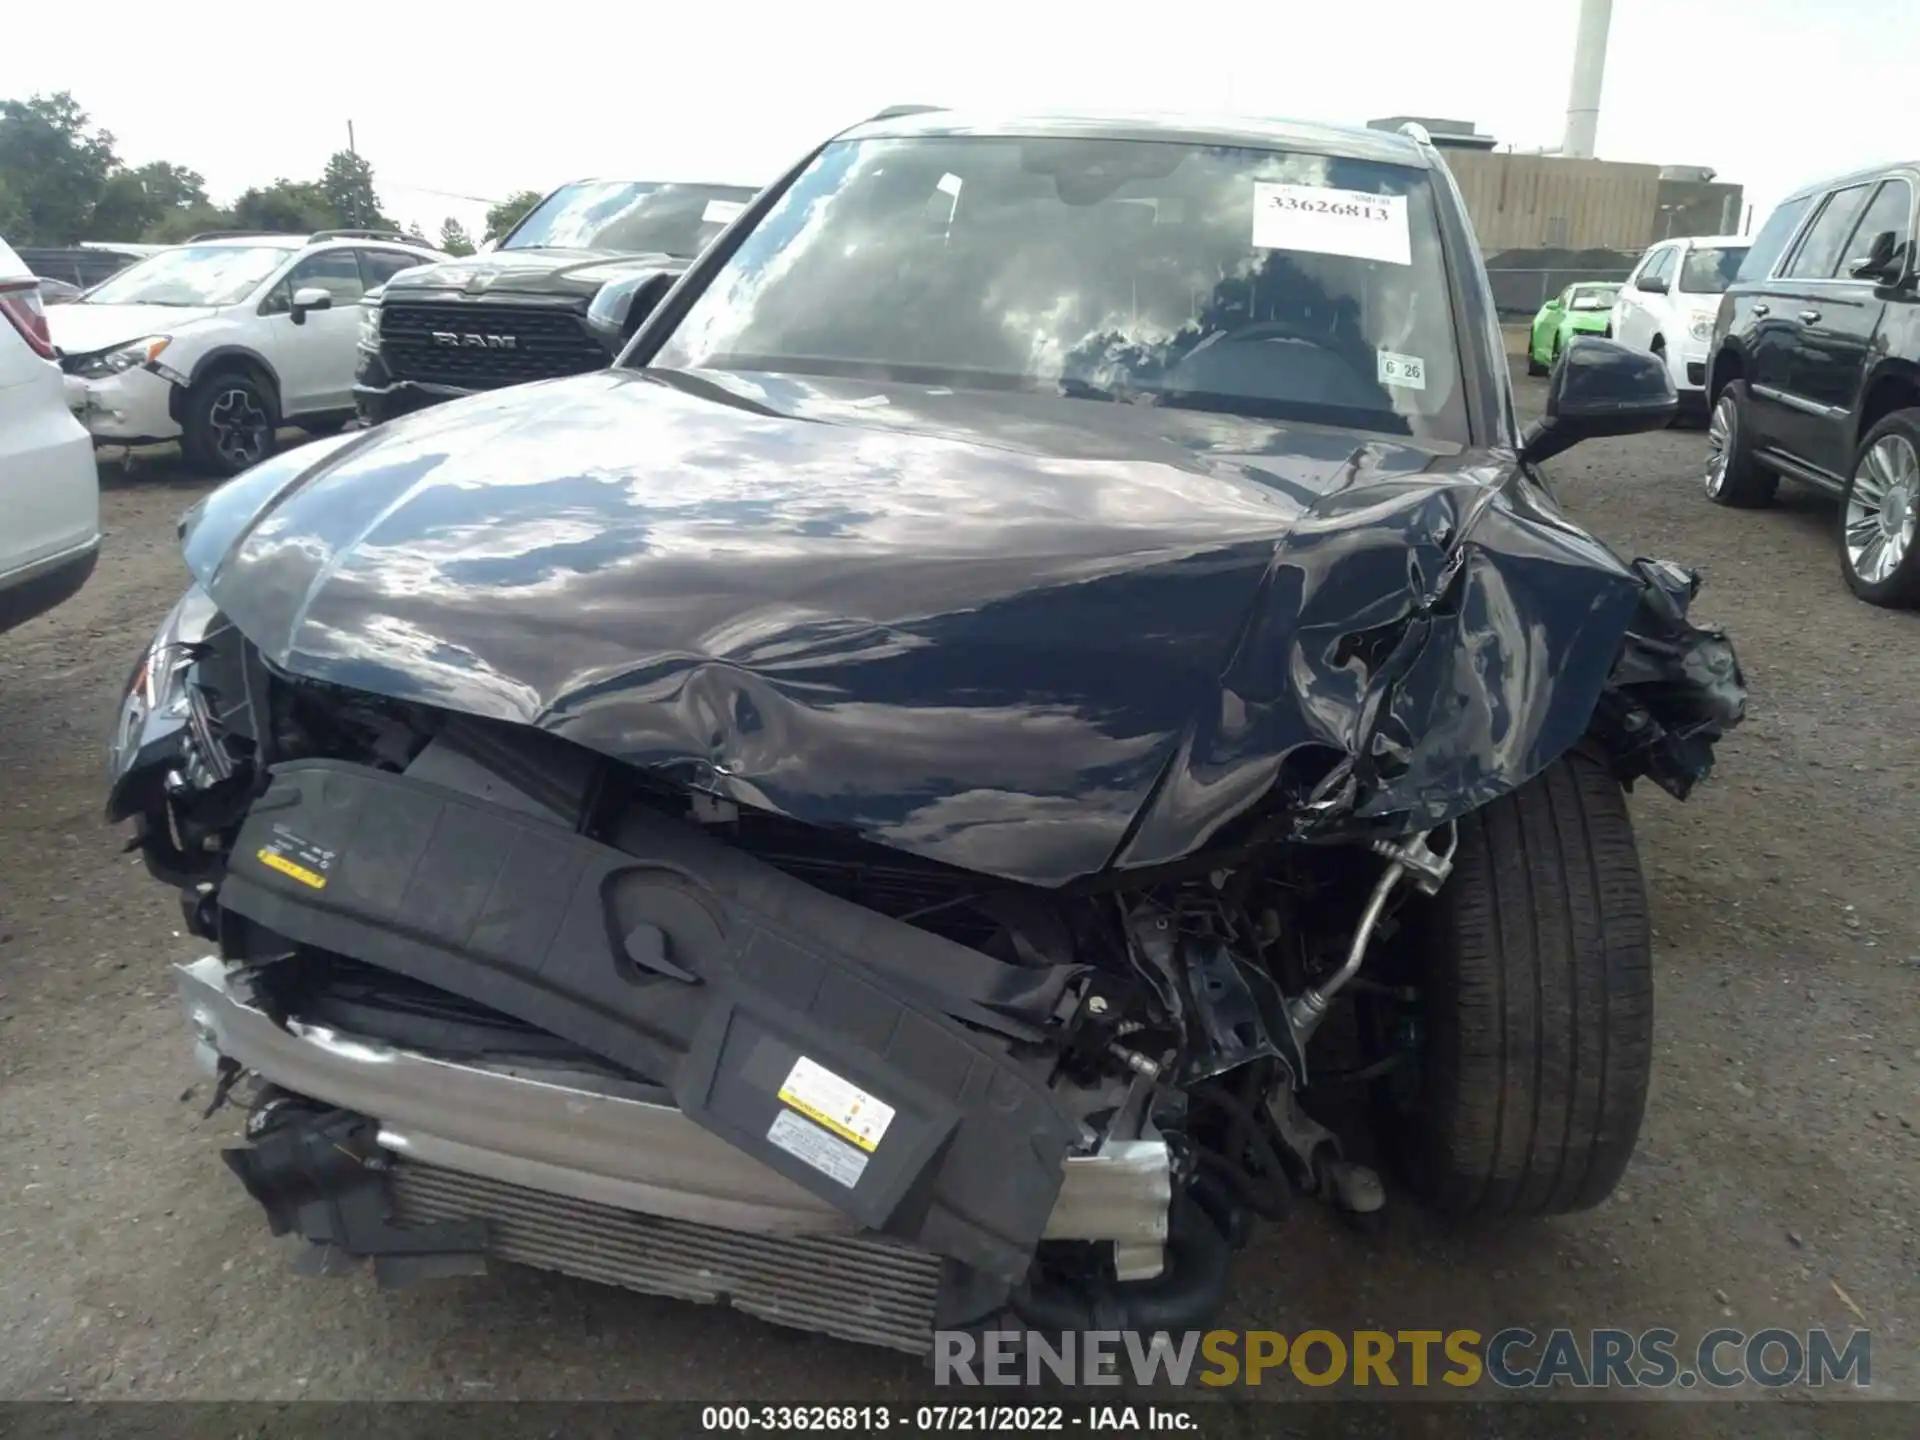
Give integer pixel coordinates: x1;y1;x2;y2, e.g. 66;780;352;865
176;955;1172;1347
178;955;1170;1247
352;345;473;423
63;366;182;444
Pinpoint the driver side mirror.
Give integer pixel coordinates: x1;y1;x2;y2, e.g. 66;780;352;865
1848;229;1903;283
1635;272;1670;295
289;286;333;325
1520;336;1677;466
586;271;674;355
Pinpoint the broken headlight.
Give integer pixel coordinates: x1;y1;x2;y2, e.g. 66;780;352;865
106;582;220;818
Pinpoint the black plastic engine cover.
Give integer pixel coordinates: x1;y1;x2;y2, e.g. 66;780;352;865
217;760;1083;1283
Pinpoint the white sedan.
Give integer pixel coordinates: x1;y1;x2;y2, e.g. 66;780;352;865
0;236;100;634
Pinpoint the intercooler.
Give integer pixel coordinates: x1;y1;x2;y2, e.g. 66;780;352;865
388;1161;944;1354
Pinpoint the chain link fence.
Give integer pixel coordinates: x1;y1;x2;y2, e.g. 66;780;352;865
1487;266;1636;319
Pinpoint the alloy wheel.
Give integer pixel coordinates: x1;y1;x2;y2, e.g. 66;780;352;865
1845;433;1920;585
209;387;271;470
1704;394;1736;497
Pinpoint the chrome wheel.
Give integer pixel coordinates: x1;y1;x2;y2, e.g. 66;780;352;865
1845;433;1920;585
209;386;271;470
1705;394;1736;497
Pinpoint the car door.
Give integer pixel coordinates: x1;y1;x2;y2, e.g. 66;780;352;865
1533;287;1569;359
1616;246;1674;352
254;248;366;416
1718;192;1814;446
1750;182;1873;474
1785;176;1913;476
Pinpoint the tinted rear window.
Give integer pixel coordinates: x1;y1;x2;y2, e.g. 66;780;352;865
1737;196;1812;282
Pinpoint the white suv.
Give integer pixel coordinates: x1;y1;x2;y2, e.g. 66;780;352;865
1610;234;1751;411
51;230;442;476
0;235;100;634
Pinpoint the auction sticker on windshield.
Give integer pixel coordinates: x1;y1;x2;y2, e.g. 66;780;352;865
1253;183;1410;266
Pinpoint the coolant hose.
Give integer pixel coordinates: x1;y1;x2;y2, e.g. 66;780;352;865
1008;1195;1235;1334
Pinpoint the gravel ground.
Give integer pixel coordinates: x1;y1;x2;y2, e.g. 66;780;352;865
1;363;1915;1423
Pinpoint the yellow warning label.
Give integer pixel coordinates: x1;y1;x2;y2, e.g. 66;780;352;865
776;1056;896;1154
257;848;328;889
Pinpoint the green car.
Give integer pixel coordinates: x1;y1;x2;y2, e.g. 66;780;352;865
1524;281;1619;375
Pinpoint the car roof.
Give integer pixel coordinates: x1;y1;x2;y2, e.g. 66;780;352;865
836;108;1435;168
185;233;438;251
0;235;26;283
190;234;309;249
1656;234;1749;249
1782;161;1920;203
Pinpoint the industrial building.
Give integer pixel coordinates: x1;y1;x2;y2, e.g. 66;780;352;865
1368;0;1745;314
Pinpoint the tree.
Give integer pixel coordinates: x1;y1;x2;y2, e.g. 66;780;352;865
321;149;384;230
437;217;475;256
142;203;236;244
85;162;209;241
230;179;337;235
0;91;120;243
484;189;545;243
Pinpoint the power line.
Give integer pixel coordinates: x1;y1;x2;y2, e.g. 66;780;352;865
382;182;507;206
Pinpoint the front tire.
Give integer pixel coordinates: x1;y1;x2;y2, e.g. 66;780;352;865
1525;329;1547;377
1704;380;1776;508
1840;410;1920;608
1395;750;1652;1220
181;371;279;478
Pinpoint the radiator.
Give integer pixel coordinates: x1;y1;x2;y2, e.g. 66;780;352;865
389;1162;943;1353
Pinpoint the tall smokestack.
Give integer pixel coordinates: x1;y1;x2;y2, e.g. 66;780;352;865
1562;0;1613;159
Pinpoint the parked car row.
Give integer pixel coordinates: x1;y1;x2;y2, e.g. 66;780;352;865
1519;159;1919;612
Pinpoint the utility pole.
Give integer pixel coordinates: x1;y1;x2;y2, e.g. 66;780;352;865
347;120;357;156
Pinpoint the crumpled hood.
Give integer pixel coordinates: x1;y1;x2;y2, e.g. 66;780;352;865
382;247;689;302
51;303;217;357
181;368;1648;885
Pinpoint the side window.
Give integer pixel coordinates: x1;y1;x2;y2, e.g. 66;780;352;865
1782;186;1871;279
262;249;365;314
1637;246;1675;291
1737;195;1813;281
359;249;431;288
1838;179;1914;277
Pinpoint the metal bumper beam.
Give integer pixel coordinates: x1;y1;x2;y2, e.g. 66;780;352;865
175;957;1171;1250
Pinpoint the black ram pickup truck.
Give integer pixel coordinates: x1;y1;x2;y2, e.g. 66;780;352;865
353;179;758;424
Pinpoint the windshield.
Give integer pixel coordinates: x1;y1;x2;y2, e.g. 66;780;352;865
83;245;290;306
1568;285;1618;308
1678;246;1748;294
651;135;1468;441
503;181;759;256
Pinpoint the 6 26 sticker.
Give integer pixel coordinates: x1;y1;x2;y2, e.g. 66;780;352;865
1377;350;1427;390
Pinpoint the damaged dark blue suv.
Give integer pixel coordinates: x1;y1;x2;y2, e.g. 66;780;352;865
111;109;1742;1354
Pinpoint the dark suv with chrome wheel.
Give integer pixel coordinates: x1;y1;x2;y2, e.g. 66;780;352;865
1705;162;1920;606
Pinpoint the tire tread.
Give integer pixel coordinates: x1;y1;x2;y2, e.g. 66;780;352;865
1413;750;1651;1219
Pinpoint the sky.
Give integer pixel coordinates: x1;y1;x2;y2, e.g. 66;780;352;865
5;0;1913;242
